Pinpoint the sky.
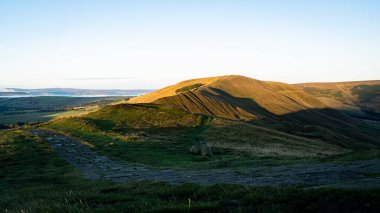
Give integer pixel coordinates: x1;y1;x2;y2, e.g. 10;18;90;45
1;0;380;89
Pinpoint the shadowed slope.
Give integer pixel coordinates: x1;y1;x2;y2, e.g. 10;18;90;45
210;75;327;115
128;75;380;148
131;75;328;119
46;103;350;162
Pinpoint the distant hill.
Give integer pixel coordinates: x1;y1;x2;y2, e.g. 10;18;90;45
129;75;380;148
293;80;380;115
0;88;153;97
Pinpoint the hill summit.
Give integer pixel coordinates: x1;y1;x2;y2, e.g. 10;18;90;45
129;75;327;120
129;75;380;147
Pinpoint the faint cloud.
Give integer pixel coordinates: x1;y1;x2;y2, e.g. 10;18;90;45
64;77;134;81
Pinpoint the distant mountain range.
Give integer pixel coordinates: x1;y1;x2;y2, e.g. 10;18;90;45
0;88;154;97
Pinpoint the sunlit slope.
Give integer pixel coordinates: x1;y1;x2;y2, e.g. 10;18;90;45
128;76;224;103
294;80;380;113
209;75;327;115
76;104;203;129
127;75;380;147
130;75;327;120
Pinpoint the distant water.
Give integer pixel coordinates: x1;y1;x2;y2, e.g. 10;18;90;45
0;88;154;98
0;94;147;98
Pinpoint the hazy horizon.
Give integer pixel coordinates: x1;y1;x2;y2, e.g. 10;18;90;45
1;75;380;91
1;0;380;89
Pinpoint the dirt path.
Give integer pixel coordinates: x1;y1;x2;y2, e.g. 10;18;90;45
31;130;380;188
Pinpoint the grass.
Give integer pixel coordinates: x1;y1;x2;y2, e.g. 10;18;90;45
204;120;347;157
2;129;380;212
175;83;204;93
0;109;99;125
0;96;124;125
352;85;380;102
142;75;380;149
0;111;65;124
42;104;365;170
0;96;123;111
321;150;380;163
44;117;231;169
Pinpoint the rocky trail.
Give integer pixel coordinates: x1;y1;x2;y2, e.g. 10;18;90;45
31;130;380;188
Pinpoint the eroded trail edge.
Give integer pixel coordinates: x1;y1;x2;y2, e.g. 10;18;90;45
31;130;380;188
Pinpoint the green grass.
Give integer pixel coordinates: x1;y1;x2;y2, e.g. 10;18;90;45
0;111;65;124
0;109;98;125
41;104;209;169
43;104;357;170
0;96;123;111
44;116;238;169
2;129;380;212
0;96;125;125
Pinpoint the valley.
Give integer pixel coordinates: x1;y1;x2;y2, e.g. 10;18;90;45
0;96;128;127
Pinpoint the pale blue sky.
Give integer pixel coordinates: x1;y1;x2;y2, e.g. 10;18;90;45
1;0;379;89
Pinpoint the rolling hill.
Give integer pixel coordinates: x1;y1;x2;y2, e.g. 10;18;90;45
129;75;380;148
41;75;380;170
294;80;380;115
129;75;329;120
35;75;380;176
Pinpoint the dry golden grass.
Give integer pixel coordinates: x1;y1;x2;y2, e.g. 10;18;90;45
211;75;327;115
293;80;380;111
125;75;379;148
129;75;330;120
128;76;224;103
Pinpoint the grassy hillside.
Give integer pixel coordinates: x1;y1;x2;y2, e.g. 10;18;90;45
86;104;203;129
131;75;331;121
43;103;366;171
128;75;380;148
2;130;379;212
294;80;380;114
3;77;376;212
45;104;218;169
131;75;327;117
129;76;224;103
204;119;347;157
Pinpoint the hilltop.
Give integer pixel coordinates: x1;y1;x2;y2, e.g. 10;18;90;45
129;75;380;148
129;75;328;119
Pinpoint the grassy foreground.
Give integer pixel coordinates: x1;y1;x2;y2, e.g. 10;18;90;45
44;104;325;170
1;129;380;212
43;104;380;171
